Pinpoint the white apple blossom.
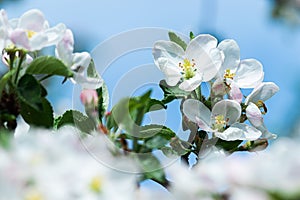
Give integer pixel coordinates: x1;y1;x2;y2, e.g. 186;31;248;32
56;29;103;89
212;39;264;103
0;127;137;200
245;82;279;139
0;9;11;51
153;34;223;91
183;99;261;141
7;9;66;51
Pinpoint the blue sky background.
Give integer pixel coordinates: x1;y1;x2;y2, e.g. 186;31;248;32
1;0;300;137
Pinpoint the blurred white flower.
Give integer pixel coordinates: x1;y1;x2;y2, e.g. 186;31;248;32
153;34;223;91
8;9;66;51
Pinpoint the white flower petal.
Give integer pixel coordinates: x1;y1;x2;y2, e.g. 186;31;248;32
246;103;263;127
211;78;227;96
71;52;91;72
212;100;241;125
256;123;277;139
234;59;264;88
187;34;218;54
217;39;240;73
18;9;46;32
216;123;262;141
183;99;211;128
179;73;202;91
245;82;280;105
158;58;182;86
73;74;103;89
153;40;184;69
41;23;66;45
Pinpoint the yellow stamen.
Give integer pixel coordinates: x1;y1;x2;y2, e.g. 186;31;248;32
255;100;267;114
27;30;36;39
213;115;228;131
178;58;196;80
89;176;102;193
224;69;235;79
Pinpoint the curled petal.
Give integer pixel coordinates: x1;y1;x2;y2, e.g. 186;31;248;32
212;99;241;125
246;103;263;127
217;39;240;73
183;99;211;130
73;74;103;89
9;29;30;49
215;123;262;141
245;82;280;105
71;52;91;72
234;59;264;88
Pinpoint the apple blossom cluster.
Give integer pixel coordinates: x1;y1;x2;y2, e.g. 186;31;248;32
153;33;279;158
0;9;102;131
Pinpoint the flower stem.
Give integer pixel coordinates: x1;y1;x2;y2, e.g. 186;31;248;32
14;54;25;84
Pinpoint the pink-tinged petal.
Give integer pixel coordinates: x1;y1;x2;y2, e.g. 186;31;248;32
246;103;263;127
234;59;264;88
195;116;214;132
153;40;184;69
217;39;240;73
9;29;30;49
18;9;46;32
55;29;74;66
215;123;262;141
179;73;202;92
212;99;241;125
245;82;280;105
182;99;211;128
211;78;227;96
228;80;243;103
80;89;99;105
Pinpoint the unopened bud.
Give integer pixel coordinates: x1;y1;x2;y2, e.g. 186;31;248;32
247;139;268;152
80;89;98;106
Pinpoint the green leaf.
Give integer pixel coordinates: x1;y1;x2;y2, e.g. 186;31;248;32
138;154;167;184
97;83;109;121
109;90;155;134
26;56;73;77
215;139;243;151
168;32;187;50
0;69;15;99
139;124;175;140
144;135;169;149
159;80;191;104
189;31;195;40
17;74;43;110
170;137;192;156
20;98;54;128
55;110;96;134
87;59;100;79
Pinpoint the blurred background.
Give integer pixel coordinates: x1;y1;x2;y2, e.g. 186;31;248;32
1;0;300;138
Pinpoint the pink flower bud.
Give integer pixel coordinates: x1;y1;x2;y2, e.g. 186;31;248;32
80;89;98;106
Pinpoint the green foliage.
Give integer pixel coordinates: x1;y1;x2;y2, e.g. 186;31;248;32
17;74;43;110
96;83;109;121
0;69;15;99
168;32;187;50
20;98;54;128
54;110;96;134
138;154;168;186
189;31;195;40
26;56;73;77
216;139;242;151
159;80;191;104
